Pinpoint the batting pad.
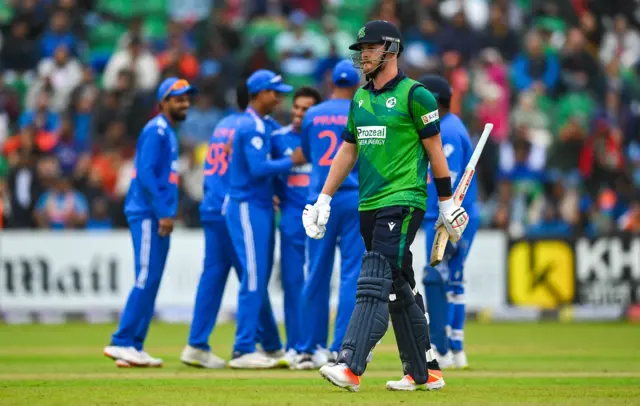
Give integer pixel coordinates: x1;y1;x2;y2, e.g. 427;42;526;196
338;251;393;376
390;281;429;385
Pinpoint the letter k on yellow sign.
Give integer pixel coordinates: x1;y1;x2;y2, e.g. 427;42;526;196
508;240;575;309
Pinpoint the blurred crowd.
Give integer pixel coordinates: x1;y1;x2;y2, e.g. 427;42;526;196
0;0;639;237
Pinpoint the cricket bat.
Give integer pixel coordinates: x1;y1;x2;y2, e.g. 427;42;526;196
429;123;493;267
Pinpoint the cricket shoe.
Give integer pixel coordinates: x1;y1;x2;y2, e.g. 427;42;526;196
452;350;469;369
293;353;315;370
278;349;299;369
104;346;149;367
262;349;293;369
228;351;278;369
139;351;163;367
319;363;361;392
385;375;428;391
434;349;455;369
180;345;226;369
426;362;446;390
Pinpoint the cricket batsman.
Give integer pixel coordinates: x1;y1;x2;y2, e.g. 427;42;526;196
104;77;197;367
420;75;479;370
302;20;469;391
296;60;365;370
271;86;323;366
226;70;306;368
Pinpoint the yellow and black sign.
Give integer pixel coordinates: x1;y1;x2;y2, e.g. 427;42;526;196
508;240;575;309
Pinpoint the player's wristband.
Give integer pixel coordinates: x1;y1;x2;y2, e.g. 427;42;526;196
318;193;332;205
433;177;453;198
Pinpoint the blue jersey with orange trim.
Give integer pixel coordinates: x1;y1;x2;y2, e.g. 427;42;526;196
300;98;358;203
200;113;241;221
228;107;293;206
272;124;311;209
425;113;479;220
125;114;179;220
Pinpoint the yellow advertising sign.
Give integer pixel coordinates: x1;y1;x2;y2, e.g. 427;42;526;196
508;240;575;308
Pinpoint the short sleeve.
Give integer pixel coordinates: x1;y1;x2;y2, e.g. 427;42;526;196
341;100;357;144
409;85;440;139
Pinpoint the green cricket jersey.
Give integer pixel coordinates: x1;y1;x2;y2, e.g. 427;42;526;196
342;72;441;211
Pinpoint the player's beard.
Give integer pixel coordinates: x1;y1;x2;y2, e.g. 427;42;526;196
170;109;188;122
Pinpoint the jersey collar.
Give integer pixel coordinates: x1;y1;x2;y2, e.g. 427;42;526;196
364;70;407;96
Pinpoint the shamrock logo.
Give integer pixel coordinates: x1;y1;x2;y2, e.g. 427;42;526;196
358;27;366;39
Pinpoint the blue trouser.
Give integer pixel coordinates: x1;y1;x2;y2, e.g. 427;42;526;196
423;215;479;354
227;199;281;354
278;204;306;351
254;223;282;352
298;191;364;354
111;217;170;350
188;217;242;351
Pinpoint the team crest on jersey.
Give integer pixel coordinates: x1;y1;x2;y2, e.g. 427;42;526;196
251;136;264;150
358;99;364;108
386;97;396;108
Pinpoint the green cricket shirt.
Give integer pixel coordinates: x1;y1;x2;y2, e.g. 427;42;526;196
342;71;441;211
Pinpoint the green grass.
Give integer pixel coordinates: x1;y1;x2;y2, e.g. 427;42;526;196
1;322;640;405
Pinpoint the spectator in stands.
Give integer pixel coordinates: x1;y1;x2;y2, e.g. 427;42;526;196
439;9;480;63
86;197;113;230
317;15;353;59
18;91;60;137
14;0;47;41
559;27;602;97
28;44;83;113
599;15;640;69
526;201;572;238
618;200;640;232
168;0;212;24
157;35;200;82
5;147;42;228
403;18;442;60
482;3;520;61
103;36;160;93
0;17;39;74
0;74;21;145
40;10;77;58
34;172;88;230
511;31;560;95
179;92;223;147
52;115;90;177
474;48;511;143
511;91;550;147
275;10;327;78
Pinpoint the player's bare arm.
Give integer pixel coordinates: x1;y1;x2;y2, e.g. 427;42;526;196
320;142;357;197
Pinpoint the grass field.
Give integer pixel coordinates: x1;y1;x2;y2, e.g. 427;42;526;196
1;322;640;405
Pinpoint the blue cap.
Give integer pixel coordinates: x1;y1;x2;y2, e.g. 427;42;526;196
157;77;198;102
332;59;360;88
246;70;293;95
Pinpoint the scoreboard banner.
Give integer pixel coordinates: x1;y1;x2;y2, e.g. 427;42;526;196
507;234;640;309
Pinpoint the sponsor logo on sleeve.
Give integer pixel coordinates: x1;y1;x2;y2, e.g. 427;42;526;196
421;110;439;125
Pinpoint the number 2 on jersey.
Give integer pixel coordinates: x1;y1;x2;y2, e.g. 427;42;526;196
318;130;338;166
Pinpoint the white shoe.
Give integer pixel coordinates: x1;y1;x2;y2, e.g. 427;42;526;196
293;353;315;370
435;350;455;369
180;345;226;369
278;349;298;369
139;351;163;367
319;363;361;392
228;352;278;369
104;346;149;367
453;350;469;369
313;347;331;367
386;375;427;391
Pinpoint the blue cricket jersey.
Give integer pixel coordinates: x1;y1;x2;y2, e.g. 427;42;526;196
125;114;179;220
200;113;242;222
272;124;312;209
425;113;479;220
300;98;359;203
228;107;293;206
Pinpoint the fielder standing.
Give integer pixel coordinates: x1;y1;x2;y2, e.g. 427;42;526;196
302;20;469;391
420;75;479;370
104;77;197;367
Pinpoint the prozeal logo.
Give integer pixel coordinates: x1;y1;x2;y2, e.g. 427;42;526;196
357;126;386;139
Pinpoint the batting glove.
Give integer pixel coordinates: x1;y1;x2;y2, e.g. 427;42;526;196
434;198;469;243
302;194;332;239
